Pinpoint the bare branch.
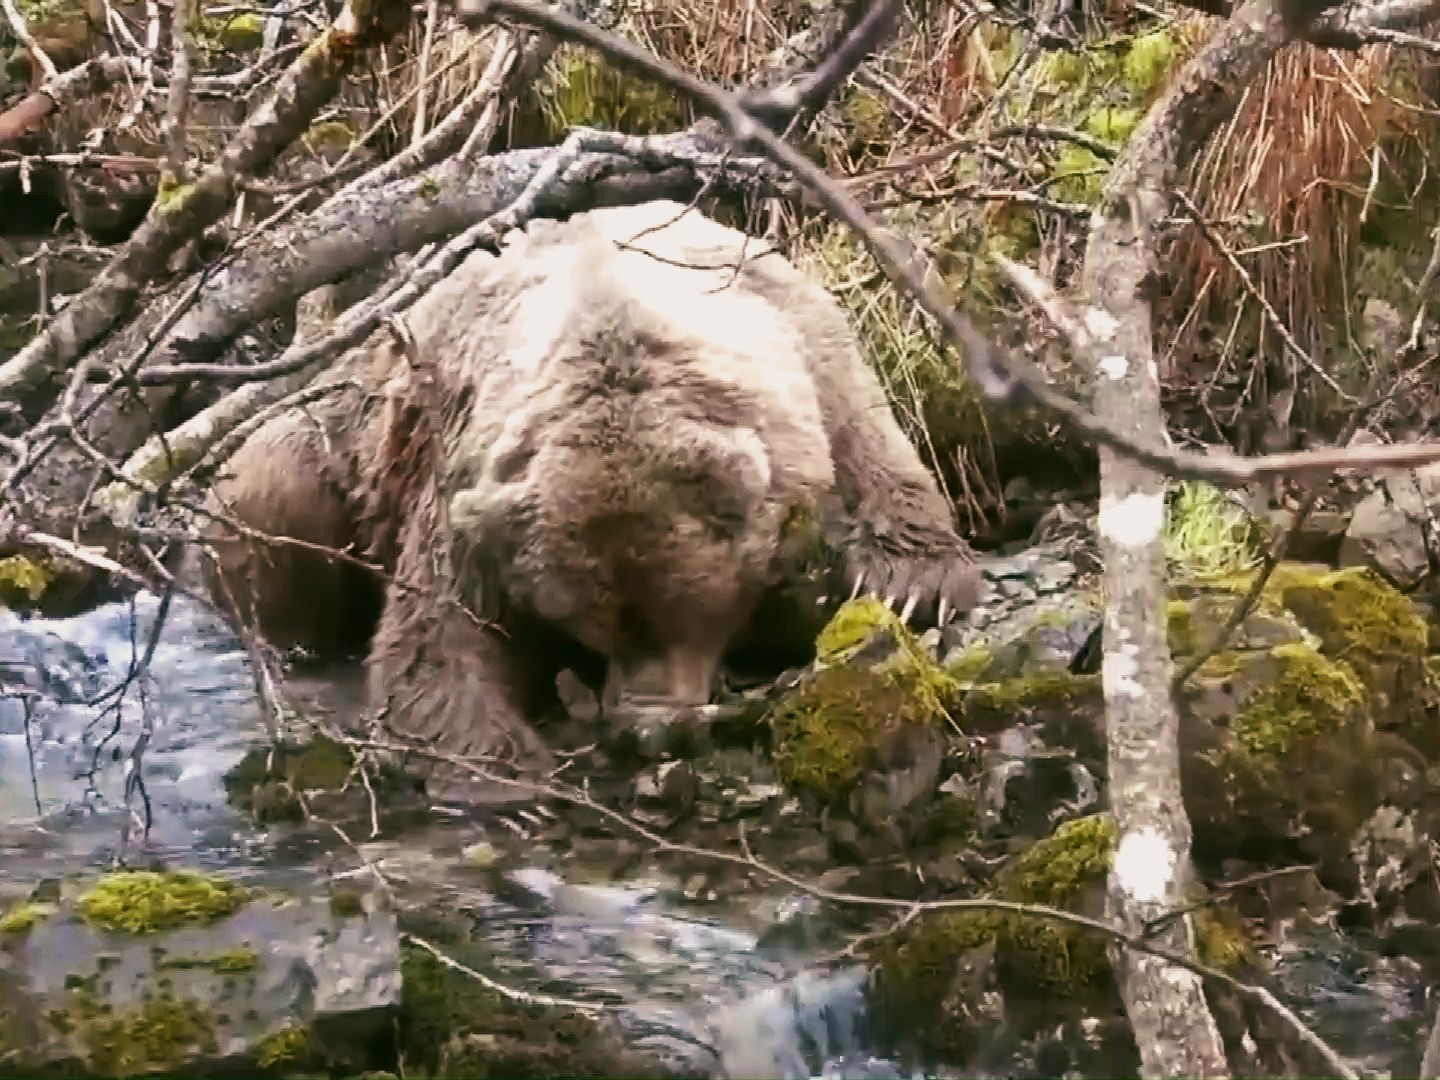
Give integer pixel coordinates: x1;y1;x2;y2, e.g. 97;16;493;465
0;0;415;409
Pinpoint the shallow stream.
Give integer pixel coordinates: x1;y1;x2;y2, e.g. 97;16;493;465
0;591;1430;1078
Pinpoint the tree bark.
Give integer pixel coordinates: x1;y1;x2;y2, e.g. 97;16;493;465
1081;0;1294;1075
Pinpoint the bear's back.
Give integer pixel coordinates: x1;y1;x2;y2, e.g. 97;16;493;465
410;201;840;502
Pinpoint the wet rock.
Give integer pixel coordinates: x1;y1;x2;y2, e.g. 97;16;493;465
1340;460;1440;590
0;869;400;1076
0;614;108;707
396;910;678;1079
632;760;699;827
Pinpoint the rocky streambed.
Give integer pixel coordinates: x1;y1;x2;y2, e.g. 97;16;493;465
0;540;1438;1078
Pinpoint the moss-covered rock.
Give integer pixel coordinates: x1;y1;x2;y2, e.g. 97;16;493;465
1178;563;1437;753
866;814;1117;1062
769;598;959;804
1179;633;1392;881
223;734;357;824
1272;565;1433;735
961;670;1103;736
1;872;402;1077
56;984;220;1077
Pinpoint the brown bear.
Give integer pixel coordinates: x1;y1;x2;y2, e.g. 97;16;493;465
201;200;983;803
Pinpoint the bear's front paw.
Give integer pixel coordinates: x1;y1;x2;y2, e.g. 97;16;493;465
842;541;983;627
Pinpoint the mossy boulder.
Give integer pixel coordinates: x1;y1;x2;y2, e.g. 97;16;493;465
768;598;960;815
1174;563;1437;751
867;811;1263;1068
0;871;401;1077
866;814;1118;1062
961;670;1103;739
1180;640;1377;872
1272;565;1433;740
1168;564;1440;891
222;734;423;826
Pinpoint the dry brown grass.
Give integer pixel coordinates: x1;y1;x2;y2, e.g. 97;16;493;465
1166;41;1424;382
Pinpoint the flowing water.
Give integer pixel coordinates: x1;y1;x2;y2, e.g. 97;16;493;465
0;591;1430;1078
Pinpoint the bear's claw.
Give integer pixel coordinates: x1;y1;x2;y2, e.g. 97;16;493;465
842;544;983;630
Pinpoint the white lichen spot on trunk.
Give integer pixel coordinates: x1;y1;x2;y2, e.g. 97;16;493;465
1097;490;1165;547
1098;354;1129;379
1103;643;1144;701
1113;826;1177;904
1084;306;1122;342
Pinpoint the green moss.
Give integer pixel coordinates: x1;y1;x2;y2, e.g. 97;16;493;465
1051;143;1109;204
223;735;357;824
328;888;365;918
416;174;440;200
1038;49;1085;84
55;989;218;1077
0;554;48;606
135;440;205;485
770;666;934;800
868;815;1117;1057
1167;598;1197;656
815;596;902;662
256;1024;312;1069
152;177;192;212
1083;105;1141;143
1001;814;1117;990
1194;905;1256;972
219;11;264;50
963;671;1102;730
533;47;689;141
770;599;959;801
77;871;246;935
1228;642;1364;760
155;946;259;973
0;900;52;935
946;643;994;685
841;88;892;150
303;119;355;154
1273;565;1428;683
1008;814;1117;905
1122;30;1178;93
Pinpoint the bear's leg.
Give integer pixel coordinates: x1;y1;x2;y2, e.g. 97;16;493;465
799;307;983;623
732;257;984;624
367;509;560;805
202;407;381;657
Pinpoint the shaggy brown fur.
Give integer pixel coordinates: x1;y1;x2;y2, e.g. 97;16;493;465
202;200;983;804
